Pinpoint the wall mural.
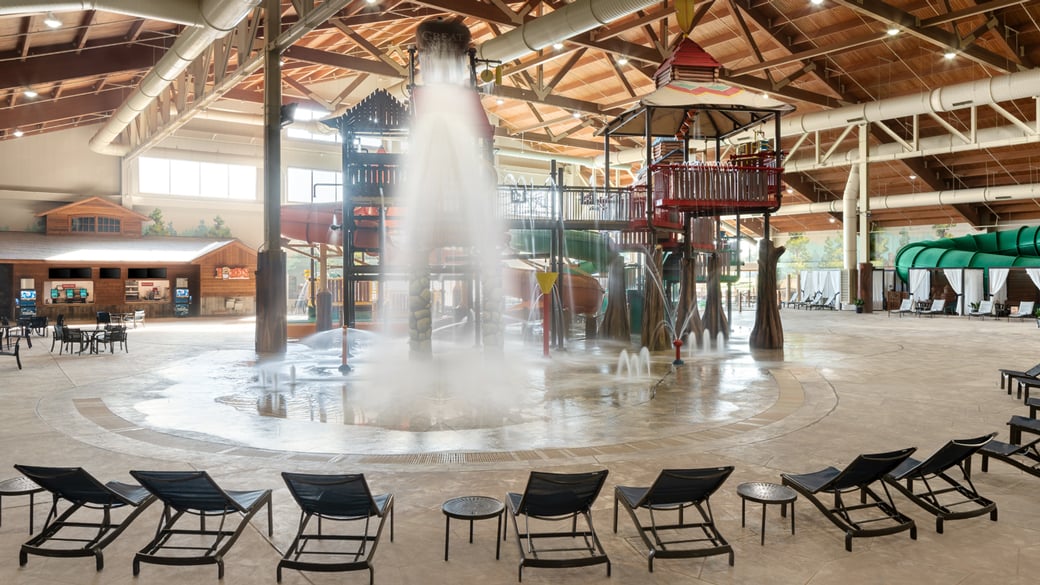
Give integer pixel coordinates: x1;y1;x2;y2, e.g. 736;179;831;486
773;223;977;279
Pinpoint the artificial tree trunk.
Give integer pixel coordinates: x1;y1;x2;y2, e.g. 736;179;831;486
675;254;703;348
749;238;786;349
640;248;671;351
600;255;631;341
701;252;729;347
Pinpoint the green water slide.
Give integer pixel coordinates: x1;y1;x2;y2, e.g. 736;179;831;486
509;229;619;274
895;226;1040;284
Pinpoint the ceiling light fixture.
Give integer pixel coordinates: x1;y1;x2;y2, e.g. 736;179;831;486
943;51;956;60
495;98;504;105
552;42;564;50
617;56;629;66
12;129;24;138
572;111;582;119
43;12;62;29
23;88;38;98
887;27;900;36
829;217;837;223
810;0;823;5
786;188;793;194
909;174;917;180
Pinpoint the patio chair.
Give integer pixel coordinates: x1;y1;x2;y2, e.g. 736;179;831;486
916;299;946;317
794;291;820;310
888;298;914;317
97;325;128;354
13;465;155;570
1010;301;1036;322
49;323;63;352
96;311;111;326
781;448;917;551
883;434;998;533
129;470;273;579
613;466;734;572
998;362;1040;398
977;434;1040;480
59;327;86;355
968;300;994;320
277;473;393;584
507;470;610;582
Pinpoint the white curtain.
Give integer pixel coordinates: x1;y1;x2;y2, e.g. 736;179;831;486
872;269;884;310
909;269;930;300
799;270;810;299
822;270;841;301
989;268;1010;302
943;269;963;314
1026;268;1040;292
963;269;984;311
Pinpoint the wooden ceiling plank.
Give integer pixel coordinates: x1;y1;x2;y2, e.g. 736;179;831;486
920;0;1032;27
729;31;890;76
18;15;32;62
829;0;1024;73
125;18;146;42
330;73;369;108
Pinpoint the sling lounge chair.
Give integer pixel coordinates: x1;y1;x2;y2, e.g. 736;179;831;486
968;300;994;320
129;470;272;579
277;472;394;584
1010;301;1035;322
613;466;734;572
916;299;946;317
883;434;997;533
977;434;1040;479
998;362;1040;398
888;298;914;317
507;470;610;582
781;448;917;551
14;464;156;571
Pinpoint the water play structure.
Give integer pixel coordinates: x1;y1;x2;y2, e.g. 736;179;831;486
278;16;793;354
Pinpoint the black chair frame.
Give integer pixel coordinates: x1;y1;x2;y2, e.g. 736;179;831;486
883;434;997;533
506;470;610;582
129;470;273;579
612;466;734;572
277;472;394;585
14;465;155;571
781;448;918;551
978;433;1040;479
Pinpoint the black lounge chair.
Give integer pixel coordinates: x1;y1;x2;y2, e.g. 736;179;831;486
129;470;273;579
277;472;394;584
781;448;917;551
13;464;155;570
998;362;1040;398
978;431;1040;479
506;470;610;582
883;434;998;533
613;466;734;572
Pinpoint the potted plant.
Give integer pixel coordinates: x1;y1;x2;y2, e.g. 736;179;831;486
853;298;864;313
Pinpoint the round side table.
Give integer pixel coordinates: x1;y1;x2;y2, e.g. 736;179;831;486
0;476;45;534
442;496;505;561
736;482;797;545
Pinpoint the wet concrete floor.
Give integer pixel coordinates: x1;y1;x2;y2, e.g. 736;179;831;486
1;308;1038;584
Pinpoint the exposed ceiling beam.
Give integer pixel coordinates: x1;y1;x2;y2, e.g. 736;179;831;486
829;0;1026;72
283;45;404;78
0;88;130;128
0;34;174;91
920;0;1032;27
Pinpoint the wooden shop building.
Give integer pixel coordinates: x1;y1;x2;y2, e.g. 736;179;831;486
0;197;256;321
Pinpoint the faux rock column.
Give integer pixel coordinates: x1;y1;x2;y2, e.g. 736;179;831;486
409;270;432;359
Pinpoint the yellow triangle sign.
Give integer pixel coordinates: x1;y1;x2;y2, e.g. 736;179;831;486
535;272;558;294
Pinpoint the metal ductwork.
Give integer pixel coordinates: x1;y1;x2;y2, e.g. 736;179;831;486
64;0;261;155
774;183;1040;217
477;0;660;63
0;1;211;26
